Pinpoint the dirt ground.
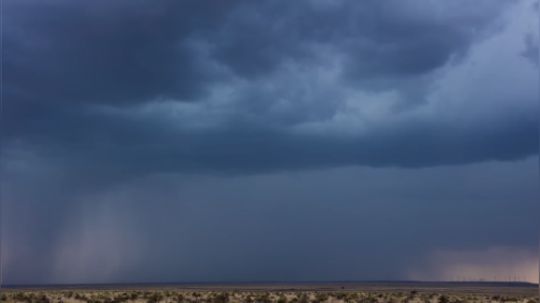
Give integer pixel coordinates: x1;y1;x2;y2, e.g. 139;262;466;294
1;282;538;303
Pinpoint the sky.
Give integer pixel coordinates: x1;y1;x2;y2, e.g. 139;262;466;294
1;0;539;284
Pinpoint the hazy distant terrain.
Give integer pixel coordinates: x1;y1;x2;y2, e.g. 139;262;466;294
2;282;538;303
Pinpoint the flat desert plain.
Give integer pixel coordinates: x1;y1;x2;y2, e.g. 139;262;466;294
1;282;538;303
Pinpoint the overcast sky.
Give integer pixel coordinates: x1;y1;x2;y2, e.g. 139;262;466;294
2;0;539;284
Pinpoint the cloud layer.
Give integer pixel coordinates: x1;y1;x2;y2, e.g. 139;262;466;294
4;0;537;174
2;0;538;284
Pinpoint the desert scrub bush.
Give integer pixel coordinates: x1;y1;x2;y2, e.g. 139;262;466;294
211;292;229;303
386;296;400;303
146;292;164;303
142;292;152;298
243;294;254;303
63;291;74;299
13;292;29;302
35;294;51;303
111;294;128;303
438;295;449;303
129;292;140;300
347;292;359;301
296;293;309;303
276;294;288;303
313;292;328;303
335;292;346;300
74;293;84;300
163;291;173;298
253;292;271;303
174;294;185;303
360;295;378;303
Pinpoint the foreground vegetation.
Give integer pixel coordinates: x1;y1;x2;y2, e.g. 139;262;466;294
1;290;538;303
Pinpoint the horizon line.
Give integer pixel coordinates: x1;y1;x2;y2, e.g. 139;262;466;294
2;280;538;289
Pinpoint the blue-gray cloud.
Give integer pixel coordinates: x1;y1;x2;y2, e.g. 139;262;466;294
4;0;537;174
1;0;538;285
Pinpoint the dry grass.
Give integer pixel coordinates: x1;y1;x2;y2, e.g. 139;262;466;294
1;289;538;303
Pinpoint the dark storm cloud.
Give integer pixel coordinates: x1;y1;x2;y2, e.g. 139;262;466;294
4;0;238;106
2;0;539;285
3;0;536;174
210;0;506;79
6;108;537;178
4;0;509;108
